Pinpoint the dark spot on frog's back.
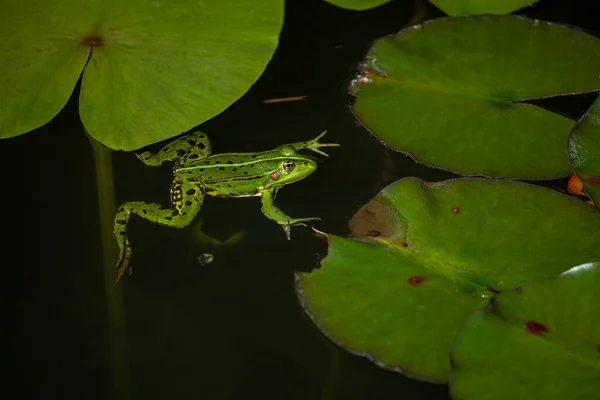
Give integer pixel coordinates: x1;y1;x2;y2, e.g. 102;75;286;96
198;143;207;149
186;188;197;196
227;160;233;164
188;154;199;159
185;200;193;206
251;155;257;159
219;167;225;171
176;149;186;157
116;219;127;225
187;140;196;146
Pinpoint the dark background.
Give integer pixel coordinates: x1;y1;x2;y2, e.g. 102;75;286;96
4;0;599;399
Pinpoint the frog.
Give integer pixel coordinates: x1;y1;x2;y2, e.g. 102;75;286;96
113;130;339;283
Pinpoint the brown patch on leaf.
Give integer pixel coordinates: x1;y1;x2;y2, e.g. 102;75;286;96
82;36;104;47
348;195;405;242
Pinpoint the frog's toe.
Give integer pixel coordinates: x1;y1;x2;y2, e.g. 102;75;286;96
281;218;321;240
282;224;292;240
114;242;132;285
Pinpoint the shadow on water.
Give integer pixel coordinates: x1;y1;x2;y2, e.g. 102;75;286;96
5;0;599;399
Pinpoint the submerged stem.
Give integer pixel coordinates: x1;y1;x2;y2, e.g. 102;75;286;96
87;132;130;400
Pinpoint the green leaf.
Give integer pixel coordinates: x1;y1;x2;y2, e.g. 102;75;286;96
568;95;600;207
0;1;95;138
0;0;283;150
430;0;541;16
450;263;600;400
351;15;600;179
324;0;391;11
296;178;600;381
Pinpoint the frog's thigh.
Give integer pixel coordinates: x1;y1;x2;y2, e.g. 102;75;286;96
137;130;212;167
116;183;204;232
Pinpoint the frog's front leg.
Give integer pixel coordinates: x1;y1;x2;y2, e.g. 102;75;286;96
113;180;205;284
136;130;212;167
260;189;320;240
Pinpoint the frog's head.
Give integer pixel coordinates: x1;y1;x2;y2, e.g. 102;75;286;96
263;149;317;190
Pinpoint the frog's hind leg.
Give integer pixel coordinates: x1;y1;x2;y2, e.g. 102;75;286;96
136;130;212;167
113;179;205;283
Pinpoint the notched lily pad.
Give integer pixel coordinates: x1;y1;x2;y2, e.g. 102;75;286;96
568;95;600;207
351;15;600;179
0;0;283;150
296;178;600;382
450;262;600;400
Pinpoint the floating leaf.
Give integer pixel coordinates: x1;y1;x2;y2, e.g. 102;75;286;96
568;94;600;207
351;15;600;179
450;262;600;400
296;178;600;381
0;0;283;150
324;0;391;11
430;0;540;16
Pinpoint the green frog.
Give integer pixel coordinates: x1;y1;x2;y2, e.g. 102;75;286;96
114;130;339;283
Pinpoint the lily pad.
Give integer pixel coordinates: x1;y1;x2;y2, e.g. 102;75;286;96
296;178;600;382
324;0;391;11
351;15;600;179
450;262;600;400
430;0;540;16
0;0;283;150
568;95;600;207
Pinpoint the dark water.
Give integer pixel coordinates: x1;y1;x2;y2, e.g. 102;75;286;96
6;0;599;399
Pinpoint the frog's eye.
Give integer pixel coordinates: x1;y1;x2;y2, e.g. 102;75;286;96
282;160;295;173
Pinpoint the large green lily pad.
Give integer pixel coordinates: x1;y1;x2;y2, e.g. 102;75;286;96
296;178;600;382
351;15;600;179
450;262;600;400
430;0;541;16
0;0;282;150
568;95;600;207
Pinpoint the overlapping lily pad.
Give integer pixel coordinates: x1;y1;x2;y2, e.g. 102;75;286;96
430;0;541;16
296;178;600;381
450;262;600;400
0;0;283;150
568;95;600;206
351;15;600;179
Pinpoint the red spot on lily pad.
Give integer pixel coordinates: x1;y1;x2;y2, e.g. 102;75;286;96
524;320;548;335
401;242;409;248
452;206;460;214
407;276;425;286
587;176;600;185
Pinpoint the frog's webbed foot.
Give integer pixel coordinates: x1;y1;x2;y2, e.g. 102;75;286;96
281;217;321;240
302;130;340;157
